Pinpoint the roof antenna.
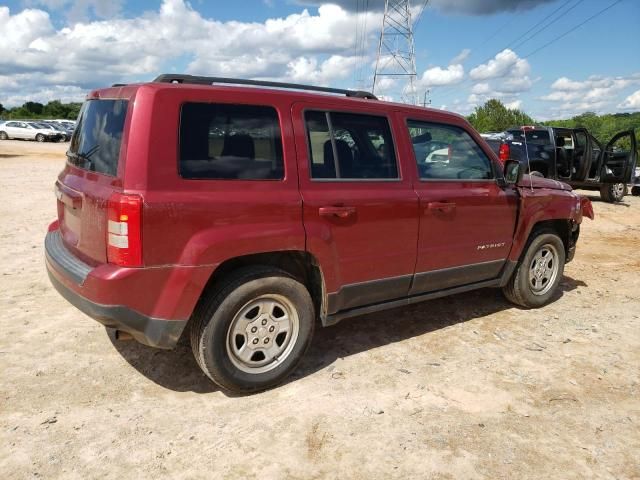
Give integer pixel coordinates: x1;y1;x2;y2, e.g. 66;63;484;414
522;128;534;192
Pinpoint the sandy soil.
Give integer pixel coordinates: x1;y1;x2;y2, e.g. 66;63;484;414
1;139;639;479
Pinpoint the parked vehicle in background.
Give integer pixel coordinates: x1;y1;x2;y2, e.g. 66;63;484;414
0;121;63;142
44;119;76;133
35;122;70;141
45;74;594;393
485;126;637;203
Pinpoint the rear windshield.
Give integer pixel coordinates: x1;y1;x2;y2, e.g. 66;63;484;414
68;99;128;176
507;129;550;145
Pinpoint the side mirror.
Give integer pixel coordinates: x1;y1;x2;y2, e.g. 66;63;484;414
504;160;523;184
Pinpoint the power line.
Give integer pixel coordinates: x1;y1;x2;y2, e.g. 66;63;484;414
505;0;573;50
413;0;429;31
359;0;370;88
353;0;361;86
511;0;585;51
430;0;582;100
523;0;623;58
432;0;624;104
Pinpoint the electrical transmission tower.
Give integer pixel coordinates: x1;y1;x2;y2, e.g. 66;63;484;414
372;0;418;105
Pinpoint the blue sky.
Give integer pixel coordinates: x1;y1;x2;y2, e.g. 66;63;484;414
1;0;639;119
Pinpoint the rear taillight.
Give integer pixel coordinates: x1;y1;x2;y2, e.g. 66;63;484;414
499;143;510;162
107;193;142;267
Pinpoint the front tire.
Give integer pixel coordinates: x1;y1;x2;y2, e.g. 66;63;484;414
503;231;565;308
600;183;626;203
190;266;315;394
0;131;8;140
35;134;45;142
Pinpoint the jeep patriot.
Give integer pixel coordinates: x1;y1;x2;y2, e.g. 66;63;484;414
45;74;594;393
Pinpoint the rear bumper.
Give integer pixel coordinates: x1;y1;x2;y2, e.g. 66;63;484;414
46;267;185;349
44;229;210;349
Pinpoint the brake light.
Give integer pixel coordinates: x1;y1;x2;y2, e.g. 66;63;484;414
107;193;142;267
499;143;510;162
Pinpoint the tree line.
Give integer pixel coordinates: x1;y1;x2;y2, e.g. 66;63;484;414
0;101;82;120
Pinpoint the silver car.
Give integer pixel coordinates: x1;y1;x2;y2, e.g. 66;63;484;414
0;121;63;142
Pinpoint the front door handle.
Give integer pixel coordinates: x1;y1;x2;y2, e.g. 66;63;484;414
319;206;356;218
427;202;456;213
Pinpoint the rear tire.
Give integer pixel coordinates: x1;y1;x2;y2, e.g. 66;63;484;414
632;186;640;196
190;266;315;394
35;134;45;142
600;183;626;203
503;231;565;308
0;131;8;140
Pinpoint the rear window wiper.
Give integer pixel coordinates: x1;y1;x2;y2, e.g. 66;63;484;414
66;145;100;163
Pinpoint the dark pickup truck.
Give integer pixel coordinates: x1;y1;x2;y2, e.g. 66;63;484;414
485;126;638;202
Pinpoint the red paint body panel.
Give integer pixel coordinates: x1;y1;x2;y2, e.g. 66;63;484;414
46;80;591;333
291;100;419;295
509;187;585;262
393;110;519;274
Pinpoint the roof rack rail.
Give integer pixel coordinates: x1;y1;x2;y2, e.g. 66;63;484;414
153;74;378;100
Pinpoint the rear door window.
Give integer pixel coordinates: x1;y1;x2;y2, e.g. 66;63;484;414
179;103;284;180
68;99;128;176
305;111;398;180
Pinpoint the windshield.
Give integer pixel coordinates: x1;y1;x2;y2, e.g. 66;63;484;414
68;99;128;176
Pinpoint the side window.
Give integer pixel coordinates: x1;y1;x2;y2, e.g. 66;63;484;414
407;121;494;180
6;122;17;127
305;111;398;180
305;111;336;179
179;103;284;180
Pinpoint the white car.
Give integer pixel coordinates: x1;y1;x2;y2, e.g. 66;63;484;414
0;121;63;142
425;147;450;163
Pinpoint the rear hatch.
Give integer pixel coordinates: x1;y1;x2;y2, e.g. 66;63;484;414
55;98;129;265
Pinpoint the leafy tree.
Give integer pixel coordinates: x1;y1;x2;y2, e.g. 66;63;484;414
23;101;44;115
0;103;4;116
43;100;66;118
467;99;535;132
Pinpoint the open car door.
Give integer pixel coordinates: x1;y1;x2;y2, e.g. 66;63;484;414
600;130;637;183
572;128;592;181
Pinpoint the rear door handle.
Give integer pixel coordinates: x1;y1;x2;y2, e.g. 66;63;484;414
427;202;456;213
55;182;82;209
319;206;356;218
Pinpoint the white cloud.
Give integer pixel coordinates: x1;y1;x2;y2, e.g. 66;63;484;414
415;48;470;89
460;49;533;111
618;89;640;110
471;82;490;94
469;49;530;81
419;64;464;87
504;99;522;110
450;48;471;65
540;74;640;115
285;55;358;84
0;2;383;106
24;0;124;22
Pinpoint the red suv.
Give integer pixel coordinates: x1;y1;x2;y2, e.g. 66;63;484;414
45;74;594;393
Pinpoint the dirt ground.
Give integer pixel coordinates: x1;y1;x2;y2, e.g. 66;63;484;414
1;139;639;479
